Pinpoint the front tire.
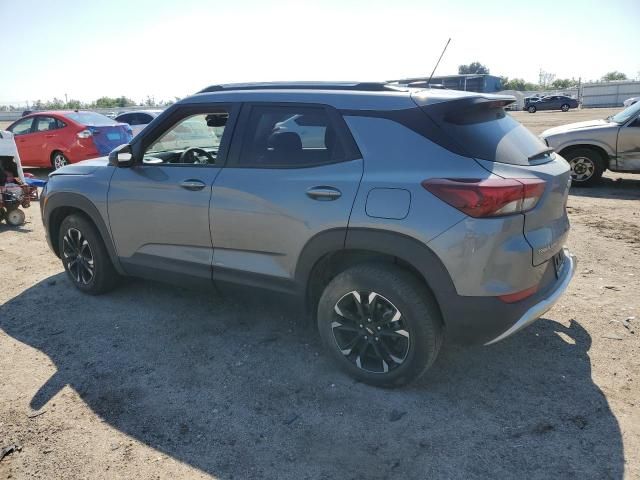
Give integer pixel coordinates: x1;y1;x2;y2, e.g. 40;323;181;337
565;148;605;187
561;103;570;112
317;263;443;387
58;214;119;294
528;105;537;113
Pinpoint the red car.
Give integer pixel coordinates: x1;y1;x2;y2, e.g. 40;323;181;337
6;111;133;169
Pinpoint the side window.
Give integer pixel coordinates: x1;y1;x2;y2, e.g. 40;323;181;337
9;117;34;135
116;113;131;124
129;114;144;126
143;110;229;165
139;114;153;124
34;116;64;132
238;105;346;167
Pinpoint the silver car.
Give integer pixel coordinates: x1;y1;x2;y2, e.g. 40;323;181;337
541;101;640;185
40;82;576;387
115;109;163;136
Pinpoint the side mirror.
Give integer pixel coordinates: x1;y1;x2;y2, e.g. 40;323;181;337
108;144;134;167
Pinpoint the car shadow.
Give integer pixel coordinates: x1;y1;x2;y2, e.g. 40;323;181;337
570;175;640;200
0;275;624;479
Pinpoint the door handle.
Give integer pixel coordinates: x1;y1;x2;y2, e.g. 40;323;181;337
180;179;206;191
45;134;55;138
306;186;342;201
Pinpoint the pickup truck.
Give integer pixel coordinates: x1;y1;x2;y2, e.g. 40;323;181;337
541;102;640;185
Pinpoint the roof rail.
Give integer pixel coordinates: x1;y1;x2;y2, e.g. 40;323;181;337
197;82;396;94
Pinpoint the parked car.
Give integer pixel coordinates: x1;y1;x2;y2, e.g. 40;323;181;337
40;82;576;387
623;97;638;107
115;110;162;136
523;96;542;110
6;111;133;169
541;101;640;185
525;95;578;113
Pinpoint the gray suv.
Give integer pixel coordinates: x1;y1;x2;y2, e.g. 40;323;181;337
40;82;576;387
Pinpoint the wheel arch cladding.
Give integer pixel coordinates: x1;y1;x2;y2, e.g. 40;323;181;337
45;192;124;274
295;228;451;325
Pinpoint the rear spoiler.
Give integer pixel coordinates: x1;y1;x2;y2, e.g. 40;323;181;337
411;93;516;124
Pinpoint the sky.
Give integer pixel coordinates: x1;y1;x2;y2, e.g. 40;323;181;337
1;0;639;105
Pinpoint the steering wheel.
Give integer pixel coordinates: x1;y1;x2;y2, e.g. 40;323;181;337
178;147;215;165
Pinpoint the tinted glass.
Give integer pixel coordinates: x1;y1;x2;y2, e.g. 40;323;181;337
64;111;117;126
239;106;344;167
10;117;33;135
442;106;549;165
115;113;131;124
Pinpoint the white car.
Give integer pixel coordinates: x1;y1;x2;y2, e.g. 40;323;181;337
623;97;638;107
115;110;163;136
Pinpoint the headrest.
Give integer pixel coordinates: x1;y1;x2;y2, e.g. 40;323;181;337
268;131;302;152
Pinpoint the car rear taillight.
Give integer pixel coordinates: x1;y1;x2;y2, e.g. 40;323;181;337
77;129;93;139
421;178;546;218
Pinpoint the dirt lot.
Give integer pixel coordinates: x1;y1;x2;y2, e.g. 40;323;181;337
1;108;638;479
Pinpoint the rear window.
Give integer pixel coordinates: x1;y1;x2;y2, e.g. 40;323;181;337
63;111;116;127
438;105;550;165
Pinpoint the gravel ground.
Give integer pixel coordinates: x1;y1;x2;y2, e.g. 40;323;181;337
1;108;638;479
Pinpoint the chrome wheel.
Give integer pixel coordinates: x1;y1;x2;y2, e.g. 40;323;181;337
53;153;69;169
561;104;570;112
62;227;95;285
332;291;410;374
569;156;595;182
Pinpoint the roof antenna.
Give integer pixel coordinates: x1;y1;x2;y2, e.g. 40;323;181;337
426;38;451;87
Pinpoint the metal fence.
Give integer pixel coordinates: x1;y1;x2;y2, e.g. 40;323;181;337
580;81;640;107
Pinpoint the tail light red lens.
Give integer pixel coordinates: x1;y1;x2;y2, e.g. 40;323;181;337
422;177;546;218
77;129;93;139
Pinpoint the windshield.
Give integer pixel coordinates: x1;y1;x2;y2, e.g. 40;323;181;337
610;102;640;124
63;111;117;126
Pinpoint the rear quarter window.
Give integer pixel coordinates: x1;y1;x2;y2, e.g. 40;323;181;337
440;106;550;165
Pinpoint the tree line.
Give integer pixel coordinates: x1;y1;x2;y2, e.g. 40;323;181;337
1;66;635;110
458;62;634;91
0;95;181;112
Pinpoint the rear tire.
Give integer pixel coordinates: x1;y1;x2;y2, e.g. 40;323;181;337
317;263;443;388
528;105;537;113
58;214;120;294
51;151;69;170
565;148;605;187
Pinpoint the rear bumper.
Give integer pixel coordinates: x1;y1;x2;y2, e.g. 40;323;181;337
440;248;576;345
484;248;576;345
